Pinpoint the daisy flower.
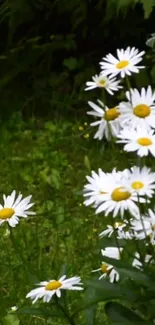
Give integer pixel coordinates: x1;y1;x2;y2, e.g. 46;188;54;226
92;247;122;283
100;47;145;78
83;168;124;207
83;169;109;206
124;166;155;198
26;275;83;304
117;128;155;157
0;190;35;227
119;86;155;129
92;262;118;282
87;100;121;140
95;174;144;218
85;74;122;95
131;209;155;244
84;168;146;217
132;252;152;269
99;221;127;238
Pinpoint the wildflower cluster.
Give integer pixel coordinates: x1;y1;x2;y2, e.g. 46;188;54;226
84;46;155;291
4;45;155;325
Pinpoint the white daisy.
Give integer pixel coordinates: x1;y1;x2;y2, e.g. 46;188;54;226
83;168;124;207
92;262;118;282
119;86;155;129
85;74;122;95
95;174;144;218
117;128;155;157
84;169;109;206
132;252;152;269
100;47;145;78
131;209;155;244
26;275;83;304
92;247;122;282
123;166;155;198
84;169;146;217
0;190;35;227
87;100;121;140
99;221;127;238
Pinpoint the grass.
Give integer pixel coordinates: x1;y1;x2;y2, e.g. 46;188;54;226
0;115;138;325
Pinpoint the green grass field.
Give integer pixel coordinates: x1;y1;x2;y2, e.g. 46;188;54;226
0;116;140;324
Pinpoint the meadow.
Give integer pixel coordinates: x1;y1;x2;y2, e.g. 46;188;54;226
0;115;122;324
0;2;155;322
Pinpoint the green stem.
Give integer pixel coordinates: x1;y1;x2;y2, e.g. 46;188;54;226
125;76;131;91
8;225;27;268
125;76;133;106
57;302;76;325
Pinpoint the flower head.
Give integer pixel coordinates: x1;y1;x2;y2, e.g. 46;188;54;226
100;47;145;78
131;209;155;244
99;221;126;238
26;275;83;304
132;252;152;269
87;100;121;140
92;247;122;283
117;128;155;157
84;168;146;218
119;86;155;129
0;190;35;227
123;166;155;198
85;74;122;95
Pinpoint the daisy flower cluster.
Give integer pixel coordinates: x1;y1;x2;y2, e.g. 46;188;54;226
85;46;155;156
84;46;155;283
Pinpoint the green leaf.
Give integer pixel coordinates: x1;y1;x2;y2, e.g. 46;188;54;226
84;287;97;325
118;268;155;289
73;279;137;317
105;302;151;325
3;314;20;325
140;0;153;18
63;57;77;71
49;169;61;190
85;279;125;300
17;306;63;318
84;155;91;171
146;34;155;48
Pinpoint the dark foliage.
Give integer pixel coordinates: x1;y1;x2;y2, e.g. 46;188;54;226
0;0;154;119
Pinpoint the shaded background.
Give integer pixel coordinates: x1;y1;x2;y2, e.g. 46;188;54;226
0;0;154;120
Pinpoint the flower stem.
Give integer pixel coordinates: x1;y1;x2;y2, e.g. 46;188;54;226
8;225;27;268
57;302;76;325
125;76;133;106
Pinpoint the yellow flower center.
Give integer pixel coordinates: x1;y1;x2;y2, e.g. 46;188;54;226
114;221;124;229
104;107;120;121
101;263;110;273
152;224;155;231
116;60;129;69
111;187;131;201
133;104;150;118
137;137;152;146
0;208;15;220
131;181;144;190
45;281;62;291
98;78;106;87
